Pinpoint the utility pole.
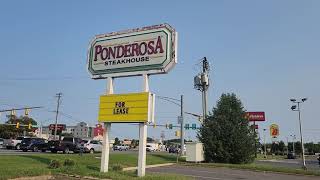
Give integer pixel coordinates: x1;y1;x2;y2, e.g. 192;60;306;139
202;57;209;118
194;57;210;121
180;95;184;155
54;93;62;140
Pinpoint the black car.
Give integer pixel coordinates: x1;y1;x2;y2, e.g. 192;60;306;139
287;152;296;159
168;146;179;153
49;137;82;153
20;138;48;152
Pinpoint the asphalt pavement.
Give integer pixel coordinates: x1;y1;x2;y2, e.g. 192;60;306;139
147;164;320;180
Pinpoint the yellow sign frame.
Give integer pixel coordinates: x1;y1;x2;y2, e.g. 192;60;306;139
98;92;155;123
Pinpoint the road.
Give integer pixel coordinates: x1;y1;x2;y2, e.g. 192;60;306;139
147;164;320;180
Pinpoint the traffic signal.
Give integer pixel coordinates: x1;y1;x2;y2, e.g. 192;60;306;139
28;123;32;130
25;108;30;116
175;130;181;137
153;123;156;128
169;124;173;129
11;110;16;116
16;122;20;129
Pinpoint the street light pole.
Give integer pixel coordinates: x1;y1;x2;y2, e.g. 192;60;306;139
297;102;306;169
263;128;267;158
290;98;307;169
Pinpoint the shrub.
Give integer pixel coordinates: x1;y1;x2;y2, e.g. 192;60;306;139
111;164;123;171
48;160;61;169
63;159;75;167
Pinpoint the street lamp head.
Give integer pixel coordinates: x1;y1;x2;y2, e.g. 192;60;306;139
290;99;296;102
291;105;297;110
302;98;307;102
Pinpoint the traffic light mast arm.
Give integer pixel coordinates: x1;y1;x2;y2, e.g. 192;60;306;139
0;106;43;112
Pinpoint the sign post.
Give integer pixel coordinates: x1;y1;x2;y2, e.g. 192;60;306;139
100;77;113;172
88;24;177;177
245;112;266;158
138;74;149;176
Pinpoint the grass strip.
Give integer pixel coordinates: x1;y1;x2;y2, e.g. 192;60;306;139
0;153;187;180
180;162;320;176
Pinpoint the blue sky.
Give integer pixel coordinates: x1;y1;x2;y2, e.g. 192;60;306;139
0;0;319;143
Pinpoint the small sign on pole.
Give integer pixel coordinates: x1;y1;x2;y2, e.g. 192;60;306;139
270;124;279;138
245;112;265;121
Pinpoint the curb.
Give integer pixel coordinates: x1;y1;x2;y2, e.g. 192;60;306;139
57;173;111;180
123;163;175;171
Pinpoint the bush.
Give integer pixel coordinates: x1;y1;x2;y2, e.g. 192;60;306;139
48;160;61;169
111;164;123;171
63;159;75;167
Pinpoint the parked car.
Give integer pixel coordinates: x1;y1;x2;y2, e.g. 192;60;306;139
287;152;296;159
0;138;3;148
168;146;179;153
3;136;26;150
49;137;82;153
20;138;48;152
146;144;156;152
84;140;103;153
113;144;129;151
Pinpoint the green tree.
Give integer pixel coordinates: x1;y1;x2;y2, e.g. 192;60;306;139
114;137;120;145
198;93;256;164
131;139;138;148
304;142;317;155
0;115;38;138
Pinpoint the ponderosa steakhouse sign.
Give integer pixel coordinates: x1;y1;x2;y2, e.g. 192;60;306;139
87;24;177;78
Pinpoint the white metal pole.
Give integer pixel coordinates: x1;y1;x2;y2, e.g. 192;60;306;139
100;77;113;172
138;74;149;177
264;129;267;158
298;103;306;169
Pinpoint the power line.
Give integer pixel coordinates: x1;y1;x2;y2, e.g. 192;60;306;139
0;76;87;81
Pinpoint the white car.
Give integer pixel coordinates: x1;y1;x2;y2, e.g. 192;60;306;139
114;144;129;151
146;144;156;152
84;140;103;153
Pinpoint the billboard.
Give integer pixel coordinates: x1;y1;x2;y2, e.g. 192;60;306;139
270;124;279;137
245;112;265;121
98;92;155;123
49;124;66;131
87;24;177;78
